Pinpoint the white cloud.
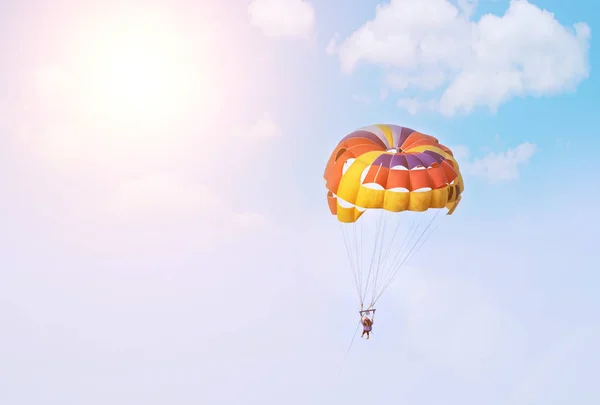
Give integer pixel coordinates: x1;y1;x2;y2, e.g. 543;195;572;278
351;94;372;104
386;69;448;91
450;144;471;161
234;211;268;228
235;112;282;137
326;33;339;55
391;268;513;377
336;0;590;115
379;87;389;101
107;174;221;218
458;0;478;19
248;0;316;39
107;173;266;227
460;142;537;183
397;97;438;115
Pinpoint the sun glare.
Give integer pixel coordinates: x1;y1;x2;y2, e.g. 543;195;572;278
74;13;203;129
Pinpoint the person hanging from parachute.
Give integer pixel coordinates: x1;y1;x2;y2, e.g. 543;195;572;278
323;124;464;338
360;308;375;339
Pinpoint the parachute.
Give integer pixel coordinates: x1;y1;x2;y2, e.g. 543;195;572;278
323;124;464;311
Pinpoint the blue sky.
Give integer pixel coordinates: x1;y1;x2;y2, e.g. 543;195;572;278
1;0;599;404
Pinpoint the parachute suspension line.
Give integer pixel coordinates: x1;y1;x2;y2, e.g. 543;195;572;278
362;209;385;305
369;212;404;308
407;215;442;265
365;210;386;295
379;211;420;307
391;210;441;279
354;221;366;305
341;225;359;302
342;205;444;310
340;223;362;304
338;319;362;377
367;211;388;308
352;223;365;305
372;212;389;303
354;221;364;304
372;209;442;307
362;162;385;305
376;212;404;279
372;214;420;299
361;210;381;301
373;211;439;306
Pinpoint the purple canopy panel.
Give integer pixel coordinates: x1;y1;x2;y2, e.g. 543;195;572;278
390;154;408;169
398;127;415;148
415;152;438;168
405;154;425;169
423;150;445;163
341;130;387;149
372;153;393;168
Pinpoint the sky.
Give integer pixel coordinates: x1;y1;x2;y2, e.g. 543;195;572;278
1;0;599;404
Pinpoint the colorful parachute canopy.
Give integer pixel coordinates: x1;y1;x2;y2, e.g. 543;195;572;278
324;124;464;223
323;124;465;309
